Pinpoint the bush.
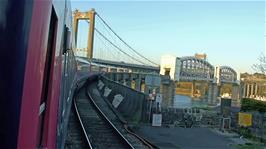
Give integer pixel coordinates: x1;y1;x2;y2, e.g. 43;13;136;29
241;98;266;113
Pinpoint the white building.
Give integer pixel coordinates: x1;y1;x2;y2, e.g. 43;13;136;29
160;55;181;81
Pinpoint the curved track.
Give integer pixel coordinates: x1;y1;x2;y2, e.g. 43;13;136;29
87;81;155;149
73;81;134;149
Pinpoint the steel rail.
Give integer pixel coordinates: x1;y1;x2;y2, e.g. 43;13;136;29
73;96;93;148
123;124;155;149
98;76;156;148
85;83;135;149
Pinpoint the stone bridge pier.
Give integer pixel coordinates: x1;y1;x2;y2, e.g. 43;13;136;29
207;82;240;106
207;83;220;105
231;85;240;99
104;72;147;92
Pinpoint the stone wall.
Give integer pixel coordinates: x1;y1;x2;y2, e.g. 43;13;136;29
159;107;221;128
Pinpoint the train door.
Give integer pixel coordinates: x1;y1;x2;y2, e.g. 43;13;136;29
37;7;58;147
57;25;71;145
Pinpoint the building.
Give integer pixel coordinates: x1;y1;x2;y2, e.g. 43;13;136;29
240;73;266;99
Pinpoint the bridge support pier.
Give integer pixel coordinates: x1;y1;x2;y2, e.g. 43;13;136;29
126;78;131;87
200;83;207;98
191;81;195;97
135;75;142;91
131;79;136;89
231;84;240;107
160;76;175;107
123;79;127;86
121;73;130;87
140;78;145;93
207;83;219;105
116;73;120;82
110;73;116;81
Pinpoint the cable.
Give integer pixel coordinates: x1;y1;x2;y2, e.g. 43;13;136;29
96;13;157;66
87;20;145;65
95;17;124;61
94;30;117;61
94;17;140;64
94;28;147;65
95;13;159;66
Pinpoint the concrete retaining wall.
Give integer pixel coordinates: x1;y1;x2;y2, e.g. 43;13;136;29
98;76;149;123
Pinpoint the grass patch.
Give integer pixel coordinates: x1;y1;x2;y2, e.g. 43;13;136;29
192;106;211;111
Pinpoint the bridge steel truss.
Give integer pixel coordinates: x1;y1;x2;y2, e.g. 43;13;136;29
219;66;237;84
179;56;214;82
177;57;237;84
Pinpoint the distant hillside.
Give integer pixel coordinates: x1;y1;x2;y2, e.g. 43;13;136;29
240;73;266;79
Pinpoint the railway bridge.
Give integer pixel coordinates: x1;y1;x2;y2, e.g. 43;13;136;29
73;9;240;106
161;55;239;105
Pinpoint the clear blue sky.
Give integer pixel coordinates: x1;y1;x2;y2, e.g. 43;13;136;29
71;0;265;74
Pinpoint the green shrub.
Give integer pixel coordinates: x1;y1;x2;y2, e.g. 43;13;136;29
241;98;266;113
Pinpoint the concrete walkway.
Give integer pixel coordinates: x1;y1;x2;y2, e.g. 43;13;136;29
135;126;234;149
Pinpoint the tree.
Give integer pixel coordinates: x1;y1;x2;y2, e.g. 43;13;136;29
252;52;266;74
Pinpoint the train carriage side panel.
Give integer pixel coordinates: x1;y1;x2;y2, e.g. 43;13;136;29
18;0;54;148
0;0;34;148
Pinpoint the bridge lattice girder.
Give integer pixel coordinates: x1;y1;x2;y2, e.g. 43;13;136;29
219;66;237;83
180;56;214;81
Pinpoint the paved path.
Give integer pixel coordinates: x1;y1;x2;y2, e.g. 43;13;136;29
135;126;234;149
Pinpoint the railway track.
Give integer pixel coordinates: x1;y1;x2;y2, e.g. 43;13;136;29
86;81;154;149
70;77;155;149
65;105;90;149
73;80;134;148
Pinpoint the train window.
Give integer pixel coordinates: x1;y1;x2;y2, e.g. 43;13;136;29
38;7;58;147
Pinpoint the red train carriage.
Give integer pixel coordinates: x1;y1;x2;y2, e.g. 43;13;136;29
0;0;77;148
